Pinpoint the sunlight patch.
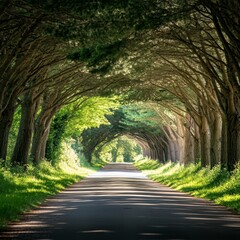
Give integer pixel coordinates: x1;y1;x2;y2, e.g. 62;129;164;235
88;170;147;179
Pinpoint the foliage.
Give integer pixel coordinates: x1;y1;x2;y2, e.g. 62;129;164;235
120;104;162;134
68;40;125;73
7;107;21;160
46;96;119;162
65;97;119;137
59;139;97;169
46;111;69;162
134;158;161;170
24;0;196;76
135;159;240;213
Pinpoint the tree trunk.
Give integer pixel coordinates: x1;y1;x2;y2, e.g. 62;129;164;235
0;103;16;160
220;115;228;168
144;134;157;160
176;117;185;164
152;134;164;162
168;141;175;162
193;121;201;162
222;90;240;171
165;126;178;162
200;115;210;167
11;91;40;165
226;112;240;171
183;113;195;164
184;129;194;164
209;112;222;168
158;142;165;163
40;125;51;160
31;113;54;165
165;143;171;162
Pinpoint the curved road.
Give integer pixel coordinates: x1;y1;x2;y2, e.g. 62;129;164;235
1;163;240;240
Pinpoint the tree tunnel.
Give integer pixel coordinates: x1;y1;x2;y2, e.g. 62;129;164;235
80;105;183;164
1;0;240;172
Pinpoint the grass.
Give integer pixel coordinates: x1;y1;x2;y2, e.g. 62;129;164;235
0;159;96;230
134;158;240;213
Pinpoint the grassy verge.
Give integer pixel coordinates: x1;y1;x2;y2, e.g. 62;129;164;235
134;158;240;213
0;160;96;230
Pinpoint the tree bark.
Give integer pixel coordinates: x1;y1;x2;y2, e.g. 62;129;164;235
200;115;211;167
31;112;54;165
0;101;16;160
158;141;165;163
226;112;240;171
183;113;195;164
11;90;40;165
220;115;228;168
176;117;185;164
193;121;201;162
209;111;222;168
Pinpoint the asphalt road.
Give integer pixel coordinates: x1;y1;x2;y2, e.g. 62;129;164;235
1;163;240;240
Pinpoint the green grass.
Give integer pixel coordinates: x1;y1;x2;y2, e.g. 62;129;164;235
134;159;240;213
0;160;96;230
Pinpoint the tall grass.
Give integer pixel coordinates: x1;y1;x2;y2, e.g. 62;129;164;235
134;159;240;213
0;143;96;230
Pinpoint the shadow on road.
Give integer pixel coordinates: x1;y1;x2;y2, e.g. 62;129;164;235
1;163;240;240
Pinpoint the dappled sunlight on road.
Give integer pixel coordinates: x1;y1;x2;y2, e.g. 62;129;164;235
1;163;240;240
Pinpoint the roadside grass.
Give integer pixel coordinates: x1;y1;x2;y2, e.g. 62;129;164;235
134;159;240;213
0;160;96;230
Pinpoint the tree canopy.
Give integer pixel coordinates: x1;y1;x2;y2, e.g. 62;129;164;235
1;0;240;171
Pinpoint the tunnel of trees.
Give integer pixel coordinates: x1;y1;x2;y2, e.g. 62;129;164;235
80;105;163;164
1;0;240;171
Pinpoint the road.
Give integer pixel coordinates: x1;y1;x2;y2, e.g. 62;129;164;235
1;163;240;240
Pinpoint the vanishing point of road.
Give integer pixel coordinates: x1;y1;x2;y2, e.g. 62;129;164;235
1;163;240;240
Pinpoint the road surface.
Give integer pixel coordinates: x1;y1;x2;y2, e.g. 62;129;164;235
1;163;240;240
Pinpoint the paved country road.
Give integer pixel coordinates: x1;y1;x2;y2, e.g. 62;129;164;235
1;163;240;240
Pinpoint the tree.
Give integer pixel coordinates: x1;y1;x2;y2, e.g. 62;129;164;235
81;104;166;163
46;96;119;163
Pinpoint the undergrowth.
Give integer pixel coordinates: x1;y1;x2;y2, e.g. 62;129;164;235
0;142;96;230
134;159;240;213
